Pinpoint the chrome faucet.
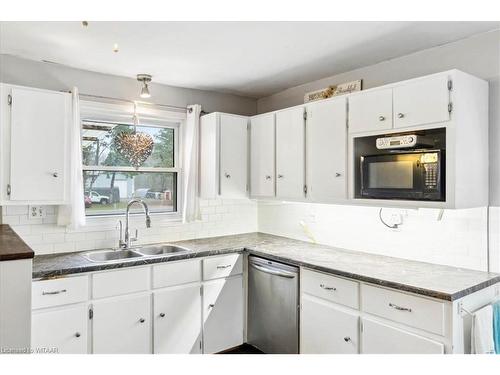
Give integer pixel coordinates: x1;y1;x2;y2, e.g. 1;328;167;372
118;199;151;249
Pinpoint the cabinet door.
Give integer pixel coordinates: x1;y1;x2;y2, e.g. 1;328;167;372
32;304;88;354
348;89;393;133
361;319;444;354
203;276;243;353
276;107;305;199
93;294;151;354
250;113;275;197
301;294;359;354
393;75;450;128
9;87;68;202
219;114;248;198
306;98;347;201
154;284;202;354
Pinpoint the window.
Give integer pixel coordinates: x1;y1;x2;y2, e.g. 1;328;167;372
81;104;182;217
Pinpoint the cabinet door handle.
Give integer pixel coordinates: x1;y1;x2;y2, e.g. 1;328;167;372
75;332;81;338
378;116;385;121
320;284;336;291
397;113;405;119
344;337;351;342
208;303;215;309
159;313;165;318
42;289;67;295
139;318;146;323
216;264;231;269
277;174;284;179
335;173;342;177
52;172;59;178
265;175;272;180
224;173;231;179
389;303;412;312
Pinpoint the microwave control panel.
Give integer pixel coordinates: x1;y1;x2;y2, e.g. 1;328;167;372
423;163;439;190
376;135;433;150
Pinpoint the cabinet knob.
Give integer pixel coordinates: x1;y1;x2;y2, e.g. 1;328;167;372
265;175;272;180
139;318;145;323
159;313;165;318
397;113;405;119
344;337;351;342
224;173;231;179
335;173;342;177
208;303;215;309
277;174;284;179
52;172;59;178
75;332;81;338
378;116;385;121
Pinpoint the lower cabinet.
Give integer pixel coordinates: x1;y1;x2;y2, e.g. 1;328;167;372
92;294;151;354
153;283;202;354
31;304;88;354
301;294;359;354
361;318;444;354
203;275;244;353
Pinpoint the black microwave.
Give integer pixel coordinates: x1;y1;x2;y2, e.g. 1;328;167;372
360;149;445;201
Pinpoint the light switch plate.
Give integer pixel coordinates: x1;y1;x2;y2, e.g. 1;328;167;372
29;205;47;219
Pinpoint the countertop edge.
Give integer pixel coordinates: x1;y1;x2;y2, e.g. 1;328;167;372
0;224;35;261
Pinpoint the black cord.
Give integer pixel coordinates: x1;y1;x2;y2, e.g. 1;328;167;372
378;207;399;229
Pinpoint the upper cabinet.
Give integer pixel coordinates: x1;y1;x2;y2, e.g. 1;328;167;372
348;89;393;133
349;74;452;134
250;113;275;198
199;112;248;199
305;97;347;202
275;106;306;200
0;84;70;204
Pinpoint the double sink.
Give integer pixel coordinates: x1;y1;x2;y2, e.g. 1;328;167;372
84;244;190;263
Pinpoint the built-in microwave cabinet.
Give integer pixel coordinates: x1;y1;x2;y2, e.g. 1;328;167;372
199;112;249;199
348;73;452;134
0;84;71;205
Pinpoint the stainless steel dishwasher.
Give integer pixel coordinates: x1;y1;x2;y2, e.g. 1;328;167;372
248;256;299;354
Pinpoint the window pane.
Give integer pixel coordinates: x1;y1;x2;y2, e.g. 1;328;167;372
83;171;177;216
82;121;175;168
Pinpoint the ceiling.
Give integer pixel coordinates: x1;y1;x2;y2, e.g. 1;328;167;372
0;21;498;98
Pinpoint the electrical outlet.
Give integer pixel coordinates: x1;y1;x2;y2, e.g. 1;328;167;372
29;205;46;219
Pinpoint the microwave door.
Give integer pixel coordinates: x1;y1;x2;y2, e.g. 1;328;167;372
360;153;424;199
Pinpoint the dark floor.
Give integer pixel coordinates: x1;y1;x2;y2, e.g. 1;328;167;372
220;343;264;354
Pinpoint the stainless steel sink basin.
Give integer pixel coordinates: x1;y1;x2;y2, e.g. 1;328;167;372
84;249;143;262
136;245;189;256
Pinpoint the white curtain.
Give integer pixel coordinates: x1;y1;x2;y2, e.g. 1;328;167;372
57;87;86;229
182;104;202;223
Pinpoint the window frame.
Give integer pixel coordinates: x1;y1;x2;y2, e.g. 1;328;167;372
80;99;185;220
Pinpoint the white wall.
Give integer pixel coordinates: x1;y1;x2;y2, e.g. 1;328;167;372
0;54;257;116
256;30;500;272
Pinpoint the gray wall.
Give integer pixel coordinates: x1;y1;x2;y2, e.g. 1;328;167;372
257;29;500;205
0;54;257;116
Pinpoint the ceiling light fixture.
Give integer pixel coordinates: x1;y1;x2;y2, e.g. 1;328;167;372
137;74;152;99
113;43;119;53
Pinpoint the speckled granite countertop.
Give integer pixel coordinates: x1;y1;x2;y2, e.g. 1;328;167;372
32;232;500;301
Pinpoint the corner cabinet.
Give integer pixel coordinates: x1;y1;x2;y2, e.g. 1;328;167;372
0;84;71;205
199;112;249;199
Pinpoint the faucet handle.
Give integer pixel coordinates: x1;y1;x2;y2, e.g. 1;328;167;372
131;229;139;242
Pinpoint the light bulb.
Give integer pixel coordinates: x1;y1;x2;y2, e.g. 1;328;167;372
140;83;151;98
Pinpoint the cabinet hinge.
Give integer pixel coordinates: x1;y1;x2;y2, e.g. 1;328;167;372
6;184;11;196
448;102;453;113
360;320;363;332
447;80;453;91
200;286;202;296
304;185;308;195
88;307;93;320
303;111;307;121
346;100;349;128
7;94;12;106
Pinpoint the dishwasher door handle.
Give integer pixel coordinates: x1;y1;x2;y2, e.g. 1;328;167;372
250;263;297;278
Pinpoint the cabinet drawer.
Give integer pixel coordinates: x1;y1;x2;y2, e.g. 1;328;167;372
203;254;243;281
153;259;201;289
301;269;359;309
92;267;150;299
32;275;88;309
361;284;445;335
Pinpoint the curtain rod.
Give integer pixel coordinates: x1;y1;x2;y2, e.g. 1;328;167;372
75;92;206;114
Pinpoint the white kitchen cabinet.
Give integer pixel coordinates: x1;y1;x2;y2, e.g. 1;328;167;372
153;284;202;354
199;112;248;199
250;113;275;198
306;98;347;201
348;88;393;133
301;294;359;354
32;304;88;354
92;294;151;354
203;275;244;353
393;74;450;129
275;106;305;200
361;318;444;354
0;84;70;204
